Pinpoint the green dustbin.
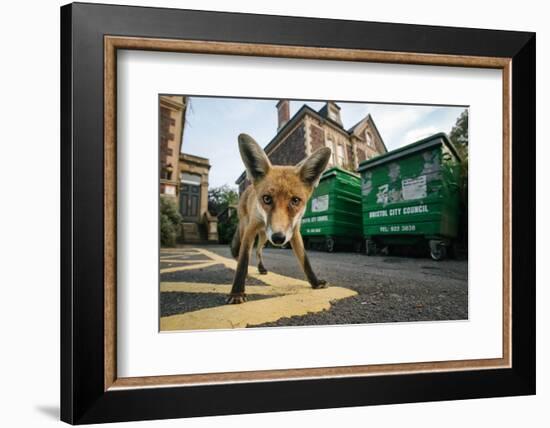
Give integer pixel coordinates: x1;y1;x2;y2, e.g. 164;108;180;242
357;133;462;260
301;167;363;252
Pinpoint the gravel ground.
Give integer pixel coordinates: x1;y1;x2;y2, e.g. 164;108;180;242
254;283;466;327
205;245;468;326
161;263;267;285
159;245;467;326
160;258;271;318
160;292;271;317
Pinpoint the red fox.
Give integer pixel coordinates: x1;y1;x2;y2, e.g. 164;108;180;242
227;133;332;304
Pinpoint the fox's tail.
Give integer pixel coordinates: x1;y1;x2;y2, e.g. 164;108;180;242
230;226;241;259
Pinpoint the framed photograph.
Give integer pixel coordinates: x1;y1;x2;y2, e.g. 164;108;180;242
60;2;535;424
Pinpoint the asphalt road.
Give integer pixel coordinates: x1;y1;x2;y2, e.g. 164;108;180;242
160;245;468;328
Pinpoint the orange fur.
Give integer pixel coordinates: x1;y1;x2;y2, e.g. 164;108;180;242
227;134;331;304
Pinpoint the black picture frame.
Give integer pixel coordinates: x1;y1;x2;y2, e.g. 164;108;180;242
61;2;535;424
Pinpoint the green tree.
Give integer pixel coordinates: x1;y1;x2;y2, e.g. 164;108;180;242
448;109;468;186
208;185;239;245
208;185;239;216
449;109;469;249
449;109;469;147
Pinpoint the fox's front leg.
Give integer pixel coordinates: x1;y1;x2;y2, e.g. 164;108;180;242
256;230;268;274
227;224;258;304
290;230;327;289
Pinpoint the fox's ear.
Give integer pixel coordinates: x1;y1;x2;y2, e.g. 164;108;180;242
298;147;332;187
238;133;271;183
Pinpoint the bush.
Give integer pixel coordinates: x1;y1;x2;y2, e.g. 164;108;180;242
218;213;238;245
208;185;238;216
208;185;239;245
160;196;182;247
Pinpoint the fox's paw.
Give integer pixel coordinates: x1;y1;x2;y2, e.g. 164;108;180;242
258;264;268;275
226;293;247;304
311;279;328;289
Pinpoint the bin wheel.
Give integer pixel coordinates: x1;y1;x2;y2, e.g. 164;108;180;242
353;241;363;253
303;238;310;250
325;237;335;252
365;239;377;256
429;240;447;261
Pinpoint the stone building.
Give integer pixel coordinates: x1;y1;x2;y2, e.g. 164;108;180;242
236;100;387;193
178;154;218;243
160;95;187;197
159;95;218;243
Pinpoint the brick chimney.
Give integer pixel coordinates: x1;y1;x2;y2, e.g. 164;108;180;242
276;99;290;131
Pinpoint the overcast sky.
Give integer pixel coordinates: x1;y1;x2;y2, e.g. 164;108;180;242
180;96;466;188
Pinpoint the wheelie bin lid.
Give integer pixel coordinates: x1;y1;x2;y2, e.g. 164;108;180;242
356;132;462;173
320;166;360;182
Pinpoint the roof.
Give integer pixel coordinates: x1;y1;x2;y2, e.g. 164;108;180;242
347;117;364;133
180;152;211;167
347;114;388;153
235;103;388;184
357;132;461;172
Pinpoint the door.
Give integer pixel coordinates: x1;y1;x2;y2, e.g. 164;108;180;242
180;174;201;222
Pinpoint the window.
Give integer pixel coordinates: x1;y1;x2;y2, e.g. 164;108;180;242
180;172;201;184
325;139;335;166
365;130;373;147
336;144;345;166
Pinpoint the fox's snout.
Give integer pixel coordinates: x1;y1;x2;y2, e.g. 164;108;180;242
270;232;286;245
264;207;295;247
265;224;292;246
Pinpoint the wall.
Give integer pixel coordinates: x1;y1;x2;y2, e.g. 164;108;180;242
309;120;326;152
268;122;307;165
159;96;185;178
0;1;546;428
159;95;186;197
239;122;306;194
349;119;386;164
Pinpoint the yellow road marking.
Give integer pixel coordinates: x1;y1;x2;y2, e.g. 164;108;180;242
160;247;201;251
160;251;202;257
160;261;219;274
160;259;212;264
161;282;281;296
159;246;357;330
160;254;202;259
160;253;201;260
161;287;356;330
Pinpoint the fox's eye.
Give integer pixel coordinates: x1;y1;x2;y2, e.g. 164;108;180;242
290;197;301;206
262;195;272;205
